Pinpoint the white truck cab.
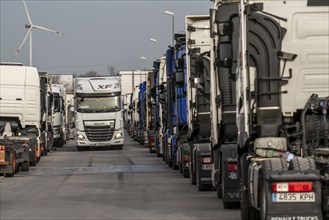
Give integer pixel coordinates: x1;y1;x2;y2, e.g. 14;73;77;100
74;76;124;150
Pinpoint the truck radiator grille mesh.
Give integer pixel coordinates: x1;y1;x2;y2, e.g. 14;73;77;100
85;126;114;142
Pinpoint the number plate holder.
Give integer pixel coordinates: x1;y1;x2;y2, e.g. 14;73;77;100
272;192;315;202
201;164;212;170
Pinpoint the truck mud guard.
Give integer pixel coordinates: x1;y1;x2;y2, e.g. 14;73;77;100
195;143;212;191
220;144;240;208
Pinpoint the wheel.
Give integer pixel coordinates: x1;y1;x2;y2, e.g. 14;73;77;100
77;146;89;151
217;188;222;199
259;178;267;220
182;165;189;178
171;154;178;170
6;157;16;177
240;153;259;220
189;160;196;185
290;157;316;171
30;147;37;166
21;161;29;171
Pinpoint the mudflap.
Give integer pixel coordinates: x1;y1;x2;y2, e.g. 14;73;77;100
196;143;212;190
221;144;240;206
182;143;190;178
257;158;323;220
171;135;178;169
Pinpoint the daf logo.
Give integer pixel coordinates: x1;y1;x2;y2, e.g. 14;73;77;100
97;84;112;90
94;122;106;126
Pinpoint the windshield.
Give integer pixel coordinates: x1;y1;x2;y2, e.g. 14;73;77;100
77;96;121;113
53;93;60;112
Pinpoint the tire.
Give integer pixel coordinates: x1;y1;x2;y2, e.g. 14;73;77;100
240;153;259;220
259;178;267;220
189;159;196;185
77;146;89;151
217;188;222;199
21;161;29;171
182;166;189;178
262;158;288;172
290;157;316;171
6;157;16;177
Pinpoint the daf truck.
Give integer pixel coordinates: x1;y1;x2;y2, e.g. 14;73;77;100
74;76;124;151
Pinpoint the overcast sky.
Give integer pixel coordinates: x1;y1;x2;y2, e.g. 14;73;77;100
0;0;212;75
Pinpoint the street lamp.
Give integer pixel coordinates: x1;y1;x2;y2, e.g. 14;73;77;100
164;10;174;47
149;38;157;60
140;57;147;82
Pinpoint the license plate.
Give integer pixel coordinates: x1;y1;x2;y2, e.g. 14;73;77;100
201;164;212;170
0;150;5;162
272;192;315;202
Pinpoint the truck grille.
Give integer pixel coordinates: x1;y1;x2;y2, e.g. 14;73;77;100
85;126;115;142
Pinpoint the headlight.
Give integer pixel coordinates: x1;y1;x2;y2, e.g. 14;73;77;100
53;129;59;134
114;133;122;140
77;134;86;141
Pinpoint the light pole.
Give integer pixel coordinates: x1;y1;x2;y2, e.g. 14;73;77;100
140;56;147;82
164;10;174;47
149;38;157;60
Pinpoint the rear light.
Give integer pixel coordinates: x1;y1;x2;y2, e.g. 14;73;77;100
149;136;155;144
272;182;313;192
227;162;238;180
227;163;237;172
200;156;212;164
0;146;6;150
183;155;189;162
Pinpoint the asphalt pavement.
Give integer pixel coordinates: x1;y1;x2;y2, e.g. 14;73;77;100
0;133;240;220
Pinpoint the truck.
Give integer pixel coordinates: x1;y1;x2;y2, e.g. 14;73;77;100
51;84;66;147
146;67;157;153
163;35;187;170
184;17;213;190
158;57;168;158
39;72;54;154
138;81;147;145
0;63;43;176
131;85;140;141
235;0;329;219
209;1;241;208
74;76;124;151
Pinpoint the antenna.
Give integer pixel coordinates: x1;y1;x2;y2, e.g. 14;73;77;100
13;0;64;66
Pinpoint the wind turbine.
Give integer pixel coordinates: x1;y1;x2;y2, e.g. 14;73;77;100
14;0;64;66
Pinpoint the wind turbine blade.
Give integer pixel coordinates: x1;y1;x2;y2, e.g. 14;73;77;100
14;28;32;57
33;25;64;36
23;0;32;25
